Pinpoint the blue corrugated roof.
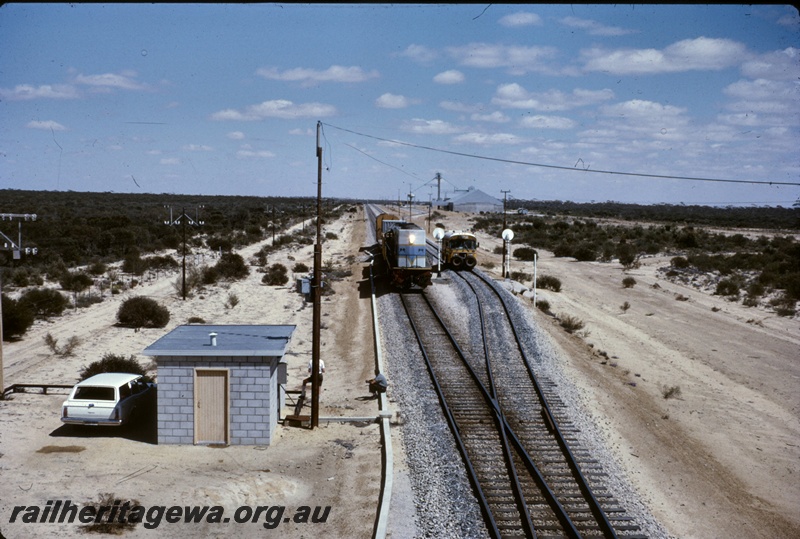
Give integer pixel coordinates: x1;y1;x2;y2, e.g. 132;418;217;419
142;324;295;357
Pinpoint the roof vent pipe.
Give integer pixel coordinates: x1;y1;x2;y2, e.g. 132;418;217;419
209;332;217;347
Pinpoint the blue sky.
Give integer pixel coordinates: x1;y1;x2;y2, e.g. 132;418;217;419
1;3;799;206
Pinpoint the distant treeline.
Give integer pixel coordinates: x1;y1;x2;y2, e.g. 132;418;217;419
513;200;799;230
0;189;357;268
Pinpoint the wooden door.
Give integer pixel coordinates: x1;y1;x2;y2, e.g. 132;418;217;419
194;369;228;445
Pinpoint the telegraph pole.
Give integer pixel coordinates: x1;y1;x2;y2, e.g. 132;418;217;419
0;212;39;397
311;121;323;428
501;190;510;277
164;206;204;300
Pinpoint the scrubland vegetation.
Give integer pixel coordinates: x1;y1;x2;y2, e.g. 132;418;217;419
475;203;799;317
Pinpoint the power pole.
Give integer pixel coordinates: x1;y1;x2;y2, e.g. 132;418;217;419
311;121;323;428
501;190;510;277
0;212;39;397
164;206;204;300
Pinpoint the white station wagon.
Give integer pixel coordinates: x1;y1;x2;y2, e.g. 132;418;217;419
61;373;154;426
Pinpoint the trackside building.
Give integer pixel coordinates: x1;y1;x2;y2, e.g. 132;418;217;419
143;324;295;446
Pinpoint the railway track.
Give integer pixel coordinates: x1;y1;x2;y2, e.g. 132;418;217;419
399;270;647;539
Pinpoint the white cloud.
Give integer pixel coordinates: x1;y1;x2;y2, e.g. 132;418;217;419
600;99;687;121
227;131;245;140
26;120;66;131
558;16;636;37
375;93;411;109
492;83;614;111
397;44;438;64
182;144;214;151
74;71;149;91
433;70;465;84
519;115;576;129
256;65;379;86
498;12;542;27
0;84;79;101
741;47;800;81
211;99;337;121
401;118;462;135
582;37;747;74
447;42;560;75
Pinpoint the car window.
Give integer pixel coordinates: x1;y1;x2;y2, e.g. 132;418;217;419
74;386;116;401
119;383;132;400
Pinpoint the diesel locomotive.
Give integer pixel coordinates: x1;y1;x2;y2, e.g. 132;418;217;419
441;230;478;271
376;212;432;289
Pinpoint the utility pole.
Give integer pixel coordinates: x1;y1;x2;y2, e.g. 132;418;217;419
0;212;39;397
164;206;204;300
501;190;510;277
434;172;442;202
311;121;323;428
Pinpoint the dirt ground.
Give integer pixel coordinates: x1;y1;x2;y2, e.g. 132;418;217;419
1;205;798;539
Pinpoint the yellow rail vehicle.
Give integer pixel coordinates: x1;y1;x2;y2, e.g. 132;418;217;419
442;230;478;271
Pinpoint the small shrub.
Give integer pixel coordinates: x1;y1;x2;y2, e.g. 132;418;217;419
510;271;532;282
325;231;339;241
622;276;637;288
80;492;141;534
293;262;309;273
116;296;170;328
87;260;107;276
187;316;206;324
226;292;240;309
662;385;682;399
79;353;149;381
538;275;562;292
671;256;690;269
215;252;249;280
262;263;289;286
621;301;631;312
75;293;104;308
1;294;35;340
714;279;740;297
559;315;585;333
19;288;69;318
44;333;81;357
536;299;550;313
59;272;94;293
512;247;538;261
675;294;689;301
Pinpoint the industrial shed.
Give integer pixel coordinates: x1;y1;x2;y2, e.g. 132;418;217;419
437;187;503;213
143;324;295;446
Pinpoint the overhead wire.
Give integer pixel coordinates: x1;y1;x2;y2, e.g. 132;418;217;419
322;122;800;188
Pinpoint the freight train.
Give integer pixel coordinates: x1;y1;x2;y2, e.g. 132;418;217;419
441;230;478;271
376;212;432;289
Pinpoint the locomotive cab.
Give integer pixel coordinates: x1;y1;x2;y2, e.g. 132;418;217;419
442;231;478;270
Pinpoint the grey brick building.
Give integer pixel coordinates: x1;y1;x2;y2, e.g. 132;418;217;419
143;324;295;446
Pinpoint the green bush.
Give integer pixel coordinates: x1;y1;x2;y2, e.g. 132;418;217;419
559;315;585;333
214;253;249;280
535;299;550;313
622;276;637;288
538;275;562;292
116;296;170;328
19;288;69;318
513;247;538;261
715;279;740;297
60;272;94;293
79;353;149;382
262;263;289;286
671;256;690;269
293;262;309;273
1;294;35;340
